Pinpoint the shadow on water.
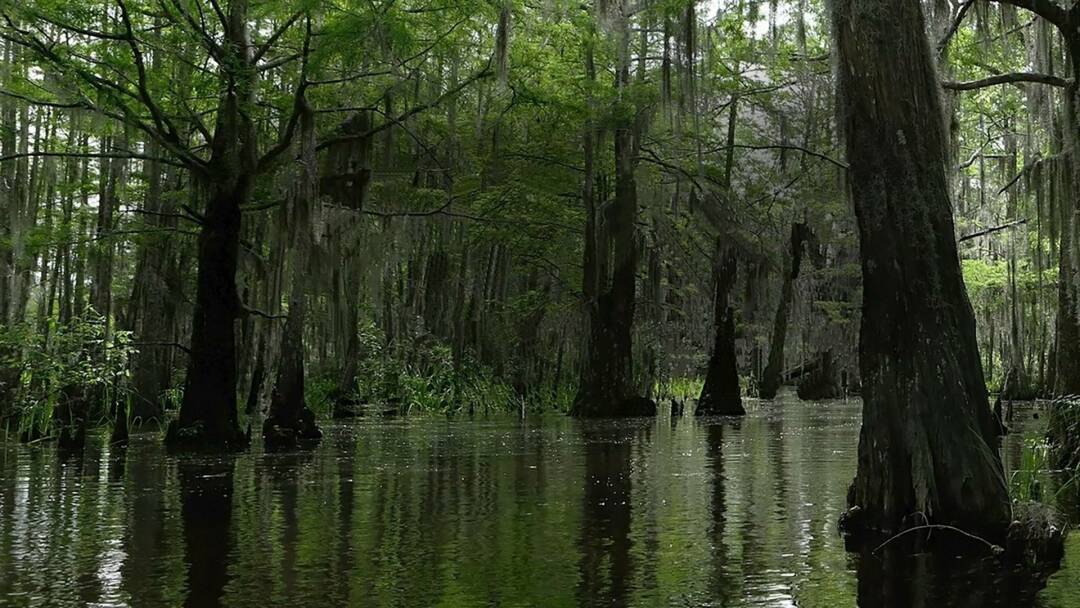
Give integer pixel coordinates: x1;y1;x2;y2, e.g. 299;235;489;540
178;457;234;608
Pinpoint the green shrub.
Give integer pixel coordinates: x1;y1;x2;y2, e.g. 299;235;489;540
0;314;135;440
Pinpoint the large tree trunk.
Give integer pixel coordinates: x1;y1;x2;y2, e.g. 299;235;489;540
759;221;811;399
1054;76;1080;396
264;100;321;449
168;175;249;449
697;246;744;415
832;0;1011;543
571;8;654;418
166;1;257;450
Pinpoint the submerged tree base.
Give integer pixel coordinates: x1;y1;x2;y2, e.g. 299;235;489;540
839;501;1067;567
262;409;322;451
571;395;658;418
164;420;250;452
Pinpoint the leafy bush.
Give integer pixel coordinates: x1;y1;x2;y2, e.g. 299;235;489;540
0;315;134;440
330;321;568;416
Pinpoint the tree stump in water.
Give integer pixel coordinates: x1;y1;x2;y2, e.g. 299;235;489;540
796;351;842;401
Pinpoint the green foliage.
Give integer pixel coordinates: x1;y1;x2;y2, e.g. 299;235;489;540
1011;437;1052;502
1049;399;1080;471
304;373;339;419
0;314;135;440
655;376;704;401
331;322;569;416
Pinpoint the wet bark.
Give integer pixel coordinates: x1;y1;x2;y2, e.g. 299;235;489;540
832;0;1011;543
697;246;744;415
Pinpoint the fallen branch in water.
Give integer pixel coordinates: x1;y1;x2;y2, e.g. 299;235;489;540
872;524;1003;555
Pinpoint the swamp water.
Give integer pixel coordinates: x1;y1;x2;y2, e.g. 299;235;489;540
2;396;1080;607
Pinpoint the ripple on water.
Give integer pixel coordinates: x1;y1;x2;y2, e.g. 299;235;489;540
0;397;1078;607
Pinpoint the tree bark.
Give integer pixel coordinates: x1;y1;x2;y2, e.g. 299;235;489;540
167;1;261;449
264;99;321;449
697;245;744;415
759;221;812;399
571;8;654;417
832;0;1011;543
1054;70;1080;396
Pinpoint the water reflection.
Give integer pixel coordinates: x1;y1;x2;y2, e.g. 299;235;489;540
707;422;734;607
856;547;1056;608
178;458;234;608
577;424;635;607
0;399;1079;607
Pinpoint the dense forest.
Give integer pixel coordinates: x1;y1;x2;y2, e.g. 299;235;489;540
2;0;1080;605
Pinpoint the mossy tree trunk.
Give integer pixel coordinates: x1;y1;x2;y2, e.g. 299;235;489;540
833;0;1011;542
759;221;811;399
264;98;322;448
698;245;744;415
572;13;654;418
167;2;259;450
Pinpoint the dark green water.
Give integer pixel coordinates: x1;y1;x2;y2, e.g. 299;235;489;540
1;397;1079;607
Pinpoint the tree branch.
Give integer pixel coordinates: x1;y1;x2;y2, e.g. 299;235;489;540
316;58;494;152
240;304;287;320
729;144;849;169
998;153;1064;194
132;341;191;355
938;0;974;54
942;72;1070;91
253;10;304;62
958;219;1028;243
0;150;185;167
986;0;1069;27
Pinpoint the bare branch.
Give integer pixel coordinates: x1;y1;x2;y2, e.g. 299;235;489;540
316;58;493;152
937;0;974;54
958;219;1028;243
942;72;1070;90
253;10;304;62
729;144;848;169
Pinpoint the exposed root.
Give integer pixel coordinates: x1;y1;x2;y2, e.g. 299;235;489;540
872;524;1003;555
